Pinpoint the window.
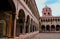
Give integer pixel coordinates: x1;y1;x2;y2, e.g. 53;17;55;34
48;13;50;16
24;0;25;1
44;13;46;15
58;19;59;21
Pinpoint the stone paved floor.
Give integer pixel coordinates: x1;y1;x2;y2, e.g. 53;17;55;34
32;33;60;39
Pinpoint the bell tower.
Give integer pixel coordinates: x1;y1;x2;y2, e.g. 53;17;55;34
42;5;52;17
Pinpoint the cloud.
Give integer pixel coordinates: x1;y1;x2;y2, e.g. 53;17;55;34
35;0;46;3
44;0;59;5
48;2;60;16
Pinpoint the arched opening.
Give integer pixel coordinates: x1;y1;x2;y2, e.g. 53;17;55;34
51;25;55;31
46;25;50;31
16;9;25;36
48;12;50;16
25;15;30;33
0;0;16;37
56;25;60;31
41;25;45;31
44;13;46;16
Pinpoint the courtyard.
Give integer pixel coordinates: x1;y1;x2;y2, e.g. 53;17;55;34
32;33;60;39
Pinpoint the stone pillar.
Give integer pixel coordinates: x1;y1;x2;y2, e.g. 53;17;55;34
28;25;30;33
28;20;31;33
32;25;33;32
45;26;46;32
8;15;12;37
34;26;35;31
55;26;56;32
31;23;33;32
22;22;26;34
22;27;24;34
14;14;17;38
50;26;51;32
22;18;27;34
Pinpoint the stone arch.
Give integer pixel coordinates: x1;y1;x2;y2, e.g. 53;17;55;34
56;25;60;31
25;15;30;33
41;25;45;31
16;9;25;36
46;25;50;31
51;25;55;31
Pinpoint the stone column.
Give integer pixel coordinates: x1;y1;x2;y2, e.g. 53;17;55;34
22;18;27;34
28;20;31;33
14;14;17;38
22;25;24;34
32;25;33;32
45;26;46;32
55;26;56;32
8;15;12;37
28;25;30;33
50;26;51;32
22;22;26;34
31;24;33;32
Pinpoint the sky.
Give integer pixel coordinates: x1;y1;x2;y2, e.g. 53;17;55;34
35;0;60;16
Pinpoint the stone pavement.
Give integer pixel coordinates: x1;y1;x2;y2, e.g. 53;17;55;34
32;33;60;39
